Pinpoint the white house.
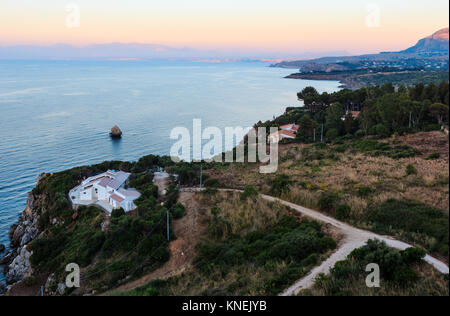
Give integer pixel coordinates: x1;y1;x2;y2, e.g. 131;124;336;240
268;124;299;143
70;170;141;213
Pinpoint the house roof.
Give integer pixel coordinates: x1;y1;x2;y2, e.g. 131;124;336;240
110;194;125;203
280;124;295;130
98;177;112;188
351;111;361;118
118;189;141;199
106;171;130;190
279;130;296;138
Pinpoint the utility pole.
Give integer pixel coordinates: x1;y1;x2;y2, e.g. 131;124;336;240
321;124;324;143
200;164;203;189
166;210;170;241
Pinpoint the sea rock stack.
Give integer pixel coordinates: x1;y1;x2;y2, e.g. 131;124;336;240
110;125;123;138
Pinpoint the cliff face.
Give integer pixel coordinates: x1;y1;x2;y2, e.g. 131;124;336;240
0;174;48;292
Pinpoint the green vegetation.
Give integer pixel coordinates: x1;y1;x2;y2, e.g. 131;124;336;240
302;240;449;296
351;139;419;159
426;152;441;160
240;185;259;200
258;82;449;143
405;164;418;176
365;199;449;257
118;193;337;296
28;154;184;292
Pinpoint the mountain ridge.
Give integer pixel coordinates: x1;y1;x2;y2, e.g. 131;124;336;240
400;27;449;54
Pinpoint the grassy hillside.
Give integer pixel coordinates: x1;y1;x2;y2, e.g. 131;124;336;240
204;132;449;260
116;191;337;296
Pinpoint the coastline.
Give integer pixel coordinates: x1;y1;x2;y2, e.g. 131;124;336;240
282;69;450;90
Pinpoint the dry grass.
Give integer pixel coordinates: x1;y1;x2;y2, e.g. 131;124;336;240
198;191;287;237
154;262;290;296
301;262;449;297
206;132;449;213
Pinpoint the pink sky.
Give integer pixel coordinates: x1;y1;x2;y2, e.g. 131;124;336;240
0;0;448;54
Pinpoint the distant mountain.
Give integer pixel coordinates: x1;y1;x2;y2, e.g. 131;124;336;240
0;43;200;60
272;27;449;70
401;28;449;54
0;42;349;61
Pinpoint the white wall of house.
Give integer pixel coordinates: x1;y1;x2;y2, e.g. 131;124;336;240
95;185;108;201
80;188;93;200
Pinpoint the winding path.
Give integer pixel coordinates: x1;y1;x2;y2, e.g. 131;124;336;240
182;188;449;296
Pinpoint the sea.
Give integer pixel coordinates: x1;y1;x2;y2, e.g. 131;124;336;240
0;60;341;282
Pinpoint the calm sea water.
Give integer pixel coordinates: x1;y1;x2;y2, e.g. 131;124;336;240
0;60;340;281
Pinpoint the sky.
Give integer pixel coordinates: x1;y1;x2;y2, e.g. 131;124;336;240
0;0;448;55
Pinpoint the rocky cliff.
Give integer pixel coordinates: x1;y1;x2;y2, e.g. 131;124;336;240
0;173;48;294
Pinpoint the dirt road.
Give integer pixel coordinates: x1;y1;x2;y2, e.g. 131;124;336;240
181;188;449;296
110;188;448;296
260;193;450;296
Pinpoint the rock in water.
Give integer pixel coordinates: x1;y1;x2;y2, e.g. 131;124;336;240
0;244;5;253
110;125;123;138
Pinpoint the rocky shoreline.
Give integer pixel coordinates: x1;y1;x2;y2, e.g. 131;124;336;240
0;174;47;295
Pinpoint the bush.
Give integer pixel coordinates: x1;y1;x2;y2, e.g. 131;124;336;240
204;178;220;188
172;203;186;219
365;199;449;257
335;205;351;220
318;192;339;213
326;128;339;140
270;175;292;196
424;124;441;132
401;247;426;265
355;130;365;138
241;186;259;200
111;208;126;219
373;124;390;137
426;152;441;160
405;164;417;176
357;186;372;197
23;276;36;287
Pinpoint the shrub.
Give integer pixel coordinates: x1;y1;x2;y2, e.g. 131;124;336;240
172;203;186;219
318;192;339;213
365;199;449;257
335;205;351;220
23;276;36;287
355;130;365;138
270;175;292;196
111;208;126;219
241;186;259;200
424;124;440;132
333;144;347;153
357;186;372;197
373;124;390;137
204;178;220;188
405;164;417;176
426;152;440;160
326;128;339;140
401;247;426;265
